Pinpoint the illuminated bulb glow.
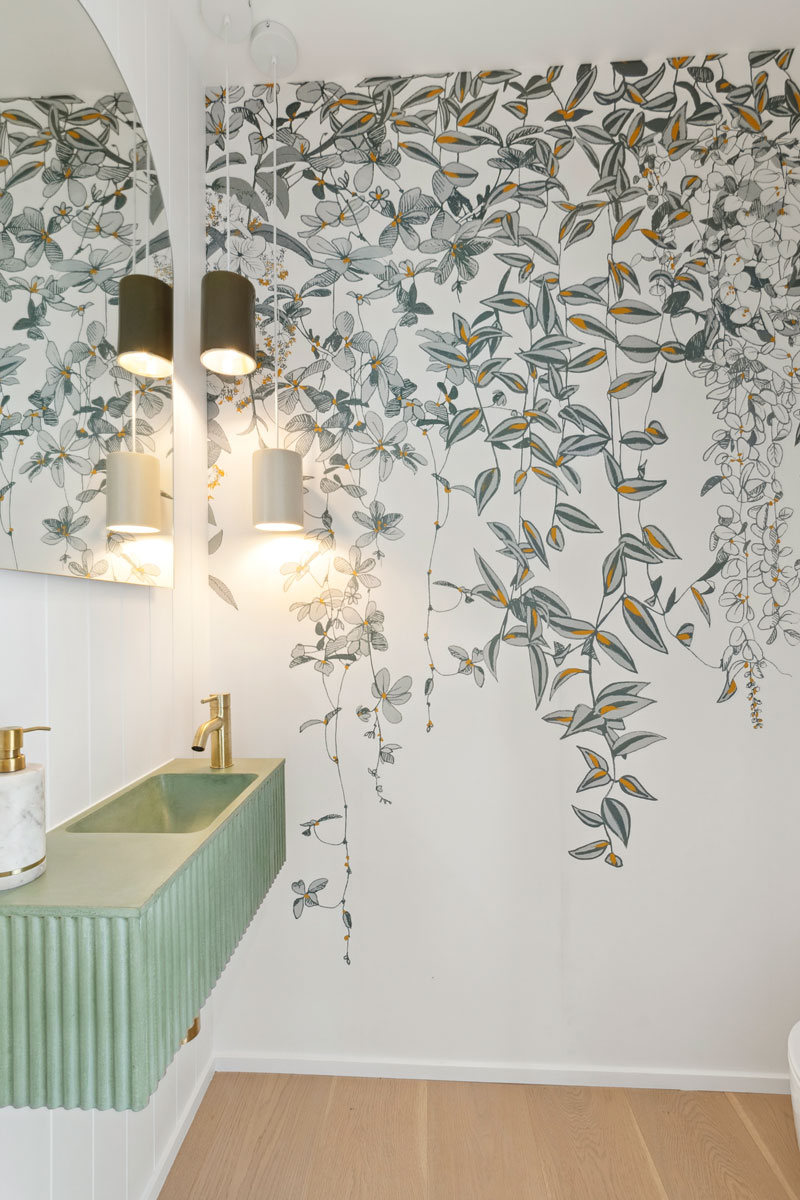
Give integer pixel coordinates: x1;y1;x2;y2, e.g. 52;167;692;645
254;522;304;532
117;350;173;378
107;522;160;534
200;346;257;376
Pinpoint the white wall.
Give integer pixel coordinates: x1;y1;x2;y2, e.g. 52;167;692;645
205;57;800;1096
0;0;211;1196
209;495;800;1093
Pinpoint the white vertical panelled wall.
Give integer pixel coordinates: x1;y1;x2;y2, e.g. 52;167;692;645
0;1;211;1197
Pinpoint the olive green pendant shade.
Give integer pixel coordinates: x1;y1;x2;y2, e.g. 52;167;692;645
201;270;257;376
106;450;162;534
116;274;173;378
252;448;304;531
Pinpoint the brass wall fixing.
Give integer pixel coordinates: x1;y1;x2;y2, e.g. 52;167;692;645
191;693;232;769
0;726;51;773
181;1016;200;1045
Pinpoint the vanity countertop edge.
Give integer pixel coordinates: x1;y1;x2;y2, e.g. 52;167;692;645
0;756;285;918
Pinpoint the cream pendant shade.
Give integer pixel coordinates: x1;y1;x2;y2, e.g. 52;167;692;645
201;271;257;376
116;274;173;378
252;448;303;531
106;450;161;533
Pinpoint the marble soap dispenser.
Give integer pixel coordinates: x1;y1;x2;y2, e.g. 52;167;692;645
0;726;51;891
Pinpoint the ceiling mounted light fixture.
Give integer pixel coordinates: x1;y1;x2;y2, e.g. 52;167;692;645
200;1;301;526
116;118;173;379
249;7;298;78
200;268;257;377
200;0;298;76
200;9;257;377
117;275;173;378
106;450;162;534
252;27;303;533
108;121;163;534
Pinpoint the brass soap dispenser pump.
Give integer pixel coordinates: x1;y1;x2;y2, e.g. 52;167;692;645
0;725;51;891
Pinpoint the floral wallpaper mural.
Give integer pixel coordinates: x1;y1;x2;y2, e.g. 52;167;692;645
0;92;172;586
206;51;800;962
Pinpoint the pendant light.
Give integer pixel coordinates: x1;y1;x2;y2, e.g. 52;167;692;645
252;39;303;532
106;450;161;533
200;15;257;377
116;119;173;378
107;126;162;535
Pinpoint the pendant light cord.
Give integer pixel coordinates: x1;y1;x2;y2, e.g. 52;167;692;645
130;114;137;454
145;141;150;273
224;15;231;273
273;56;279;449
131;114;137;278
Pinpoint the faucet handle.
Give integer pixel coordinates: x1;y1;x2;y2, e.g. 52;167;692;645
22;726;52;733
201;693;230;706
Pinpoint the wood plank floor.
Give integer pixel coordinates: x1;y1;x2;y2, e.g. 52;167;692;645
160;1073;800;1200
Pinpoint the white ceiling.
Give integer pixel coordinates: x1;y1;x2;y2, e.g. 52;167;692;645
0;0;123;97
170;0;800;84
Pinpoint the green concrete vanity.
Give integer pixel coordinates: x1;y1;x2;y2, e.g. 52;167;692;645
0;758;285;1111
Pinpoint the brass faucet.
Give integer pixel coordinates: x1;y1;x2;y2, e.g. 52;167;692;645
192;693;232;769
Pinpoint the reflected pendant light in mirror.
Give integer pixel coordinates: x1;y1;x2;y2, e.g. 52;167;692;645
106;451;161;534
117;275;173;378
116;125;173;378
200;15;257;377
107;128;162;534
252;30;303;533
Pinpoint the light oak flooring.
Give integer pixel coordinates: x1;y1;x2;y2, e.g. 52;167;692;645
160;1073;800;1200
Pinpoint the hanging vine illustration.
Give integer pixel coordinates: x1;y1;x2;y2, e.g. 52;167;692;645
206;52;800;960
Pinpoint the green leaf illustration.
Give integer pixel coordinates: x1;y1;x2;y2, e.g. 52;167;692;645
609;300;660;323
611;731;665;757
569;346;608;372
621;595;667;654
615;478;667;501
568;313;617;340
607;371;655;398
528;644;549;706
446;407;484;447
555;503;602;533
209;575;238;610
548;613;596;639
482;292;531;314
602;546;625;594
595;630;637;672
474;550;509;608
475;467;500;514
602;796;631;846
572;806;605;827
642;525;680;559
569;840;610;860
618;775;657;801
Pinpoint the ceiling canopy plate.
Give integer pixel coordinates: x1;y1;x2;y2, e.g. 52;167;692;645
249;18;298;79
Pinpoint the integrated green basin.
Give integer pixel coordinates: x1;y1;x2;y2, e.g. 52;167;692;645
66;772;258;834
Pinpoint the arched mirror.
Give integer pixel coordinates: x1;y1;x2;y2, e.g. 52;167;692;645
0;0;173;587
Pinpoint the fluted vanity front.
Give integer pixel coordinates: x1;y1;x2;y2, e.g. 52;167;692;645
0;758;285;1111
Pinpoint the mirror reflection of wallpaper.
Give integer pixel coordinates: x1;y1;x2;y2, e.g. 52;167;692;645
206;53;800;960
0;93;173;586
